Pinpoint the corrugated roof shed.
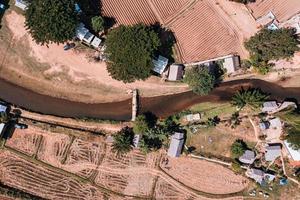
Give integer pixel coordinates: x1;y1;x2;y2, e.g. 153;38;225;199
265;145;281;162
239;150;255;164
168;64;183;81
284;140;300;161
168;132;184;157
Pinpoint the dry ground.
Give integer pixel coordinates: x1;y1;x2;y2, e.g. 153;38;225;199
0;124;250;199
161;157;248;194
0;10;188;103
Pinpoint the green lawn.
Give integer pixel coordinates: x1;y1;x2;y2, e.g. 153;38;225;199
189;102;237;120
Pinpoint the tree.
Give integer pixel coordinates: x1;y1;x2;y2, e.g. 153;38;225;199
231;139;247;158
105;24;160;83
287;129;300;150
183;66;215;95
229;112;241;129
0;112;9;123
140;126;168;153
25;0;79;45
112;127;133;156
231;87;269;110
91;16;104;33
245;28;299;73
133;115;151;134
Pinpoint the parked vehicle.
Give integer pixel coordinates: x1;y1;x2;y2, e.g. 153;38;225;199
63;43;75;51
14;123;28;129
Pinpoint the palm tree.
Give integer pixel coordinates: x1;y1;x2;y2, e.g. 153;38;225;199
111;127;133;156
231;87;269;110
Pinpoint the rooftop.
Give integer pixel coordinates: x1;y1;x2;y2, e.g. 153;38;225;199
167;132;185;157
247;0;300;22
239;150;255;164
265;145;281;162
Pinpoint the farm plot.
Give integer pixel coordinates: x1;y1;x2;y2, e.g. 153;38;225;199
62;138;106;178
0;150;122;200
95;170;156;197
153;177;201;200
36;130;72;167
5;127;42;156
101;147;159;169
161;157;248;194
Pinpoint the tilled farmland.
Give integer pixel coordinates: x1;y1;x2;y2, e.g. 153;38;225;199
0;124;248;199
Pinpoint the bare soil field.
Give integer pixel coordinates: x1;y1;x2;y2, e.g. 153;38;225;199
101;147;160;170
5;128;42;156
63;138;106;178
0;150;122;200
36;131;72;168
95;170;156;197
161;157;248;194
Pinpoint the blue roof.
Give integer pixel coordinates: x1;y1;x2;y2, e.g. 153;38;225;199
152;55;168;74
75;3;82;13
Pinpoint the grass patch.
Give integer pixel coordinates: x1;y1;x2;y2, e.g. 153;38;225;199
189;102;236;120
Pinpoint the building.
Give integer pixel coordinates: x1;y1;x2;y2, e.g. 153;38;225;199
264;117;283;143
167;132;185;158
0;123;6;137
15;0;28;10
76;23;102;48
152;55;168;75
246;168;276;185
265;145;281;162
239;150;256;164
259;121;270;131
284;140;300;166
168;64;184;81
262;101;279;113
0;104;7;113
185;113;201;122
223;55;240;74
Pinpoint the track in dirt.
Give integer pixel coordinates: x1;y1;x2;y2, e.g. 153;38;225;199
0;78;299;120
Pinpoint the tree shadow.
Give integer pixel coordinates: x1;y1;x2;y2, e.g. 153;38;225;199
142;111;158;128
151;23;176;63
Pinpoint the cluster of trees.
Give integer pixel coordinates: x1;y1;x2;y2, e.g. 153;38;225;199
231;139;248;158
244;28;299;74
25;0;106;45
183;66;215;95
112;113;179;156
276;109;300;150
105;24;161;83
25;0;79;45
231;87;269;110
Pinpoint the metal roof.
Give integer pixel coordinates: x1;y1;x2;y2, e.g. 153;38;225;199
284;140;300;161
167;132;184;157
152;55;168;74
168;64;183;81
265;145;281;161
239;150;255;164
0;104;7;113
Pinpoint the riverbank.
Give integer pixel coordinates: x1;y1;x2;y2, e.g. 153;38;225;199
1;78;300;121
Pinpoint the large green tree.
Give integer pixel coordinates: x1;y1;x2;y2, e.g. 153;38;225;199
105;24;160;83
25;0;79;45
91;16;104;33
245;28;299;73
183;66;215;95
231;87;269;110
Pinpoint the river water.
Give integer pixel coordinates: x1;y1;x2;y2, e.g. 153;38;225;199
0;78;299;120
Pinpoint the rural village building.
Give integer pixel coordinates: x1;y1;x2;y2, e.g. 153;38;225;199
15;0;28;10
185;113;201;122
76;23;102;49
262;101;279;113
247;0;300;33
167;132;185;158
246;168;276;185
265;145;281;162
152;55;168;75
168;64;184;81
239;150;256;165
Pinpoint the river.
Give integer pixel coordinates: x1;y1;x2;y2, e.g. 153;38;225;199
0;78;299;120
